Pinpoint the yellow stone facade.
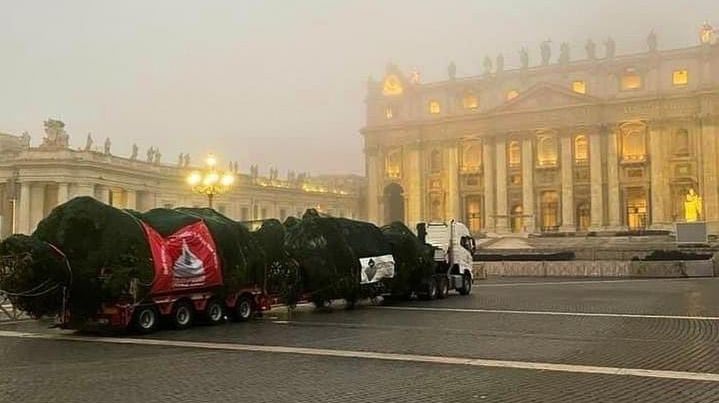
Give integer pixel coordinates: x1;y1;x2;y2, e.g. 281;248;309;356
362;32;719;235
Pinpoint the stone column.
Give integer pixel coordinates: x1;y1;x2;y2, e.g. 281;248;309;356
649;125;669;229
405;144;422;228
17;182;31;235
74;183;95;198
607;126;621;229
589;130;604;230
447;143;461;221
29;184;45;233
521;137;535;233
57;183;70;206
366;148;380;224
482;139;495;232
124;190;137;210
700;116;719;232
560;134;575;232
495;138;509;232
96;186;111;205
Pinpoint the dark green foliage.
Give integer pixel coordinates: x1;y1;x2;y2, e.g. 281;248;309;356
254;219;301;307
31;197;153;322
380;221;435;296
0;235;68;318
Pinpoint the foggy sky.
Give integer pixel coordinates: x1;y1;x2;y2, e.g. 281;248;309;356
1;0;715;176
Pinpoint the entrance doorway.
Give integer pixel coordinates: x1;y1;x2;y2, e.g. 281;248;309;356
539;191;559;232
626;188;648;230
510;204;523;233
383;183;405;224
576;202;591;231
465;196;482;234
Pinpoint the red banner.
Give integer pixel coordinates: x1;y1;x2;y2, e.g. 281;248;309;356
142;221;222;295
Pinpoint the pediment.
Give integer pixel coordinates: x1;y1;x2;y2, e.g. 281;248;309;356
492;83;601;113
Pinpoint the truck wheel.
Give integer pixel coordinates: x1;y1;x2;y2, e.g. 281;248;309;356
234;295;254;322
204;299;225;325
172;300;194;330
133;305;159;334
437;277;449;299
459;273;472;295
420;278;437;300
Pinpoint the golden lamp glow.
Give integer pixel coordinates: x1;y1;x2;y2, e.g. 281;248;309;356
186;153;235;208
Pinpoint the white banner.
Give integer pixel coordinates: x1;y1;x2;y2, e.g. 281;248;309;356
359;254;395;284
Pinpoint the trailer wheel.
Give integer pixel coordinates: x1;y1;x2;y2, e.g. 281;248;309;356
437;277;449;299
133;305;159;334
172;300;194;330
459;273;472;295
420;278;437;300
204;299;225;325
234;295;254;322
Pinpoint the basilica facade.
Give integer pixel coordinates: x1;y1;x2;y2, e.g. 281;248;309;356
0;120;362;237
362;27;719;235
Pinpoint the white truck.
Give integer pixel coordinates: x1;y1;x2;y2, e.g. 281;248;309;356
416;220;475;299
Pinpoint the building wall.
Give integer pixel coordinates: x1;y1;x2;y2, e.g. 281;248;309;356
362;36;719;234
0;146;363;236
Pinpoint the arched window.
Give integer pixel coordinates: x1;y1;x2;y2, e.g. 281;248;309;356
537;135;558;166
621;124;647;161
428;100;441;114
385;150;402;178
508;141;521;167
462;143;482;172
462;94;479;109
674;129;689;156
574;135;588;162
430;149;442;173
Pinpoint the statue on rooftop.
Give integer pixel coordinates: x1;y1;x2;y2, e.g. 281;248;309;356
647;29;658;52
20;131;30;148
104;137;111;155
130;144;138;160
180;153;186;167
605;37;616;59
495;53;504;73
233;161;238;173
447;61;457;80
540;40;552;66
519;47;529;70
41;119;69;149
585;38;597;60
146;147;154;163
154;150;161;165
85;133;93;151
183;153;190;167
482;56;492;75
559;42;570;65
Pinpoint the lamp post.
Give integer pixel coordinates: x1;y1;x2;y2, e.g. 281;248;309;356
186;154;235;209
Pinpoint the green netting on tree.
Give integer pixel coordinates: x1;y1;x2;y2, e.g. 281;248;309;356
253;219;300;306
31;197;153;323
0;234;69;318
380;221;436;297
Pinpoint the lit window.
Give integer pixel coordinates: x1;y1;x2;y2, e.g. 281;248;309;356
621;68;642;90
462;144;482;171
621;125;647;161
428;100;441;114
506;89;519;101
508;141;521;166
574;135;588;162
673;69;688;86
572;80;586;94
462;94;479;109
537;136;558;166
385;106;394;119
382;74;403;96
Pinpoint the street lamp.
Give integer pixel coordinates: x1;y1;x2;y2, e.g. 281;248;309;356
186;153;235;208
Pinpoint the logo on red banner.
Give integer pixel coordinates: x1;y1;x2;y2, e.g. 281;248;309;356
143;221;222;294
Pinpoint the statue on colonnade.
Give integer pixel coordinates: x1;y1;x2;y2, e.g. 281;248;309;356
540;40;551;65
604;37;616;59
684;188;703;222
104;137;111;155
585;38;597;60
130;143;138;160
85;133;93;151
519;47;529;70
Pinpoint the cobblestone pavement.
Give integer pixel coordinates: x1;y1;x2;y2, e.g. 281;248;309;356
1;277;718;402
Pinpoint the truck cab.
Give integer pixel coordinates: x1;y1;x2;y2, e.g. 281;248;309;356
417;220;475;297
